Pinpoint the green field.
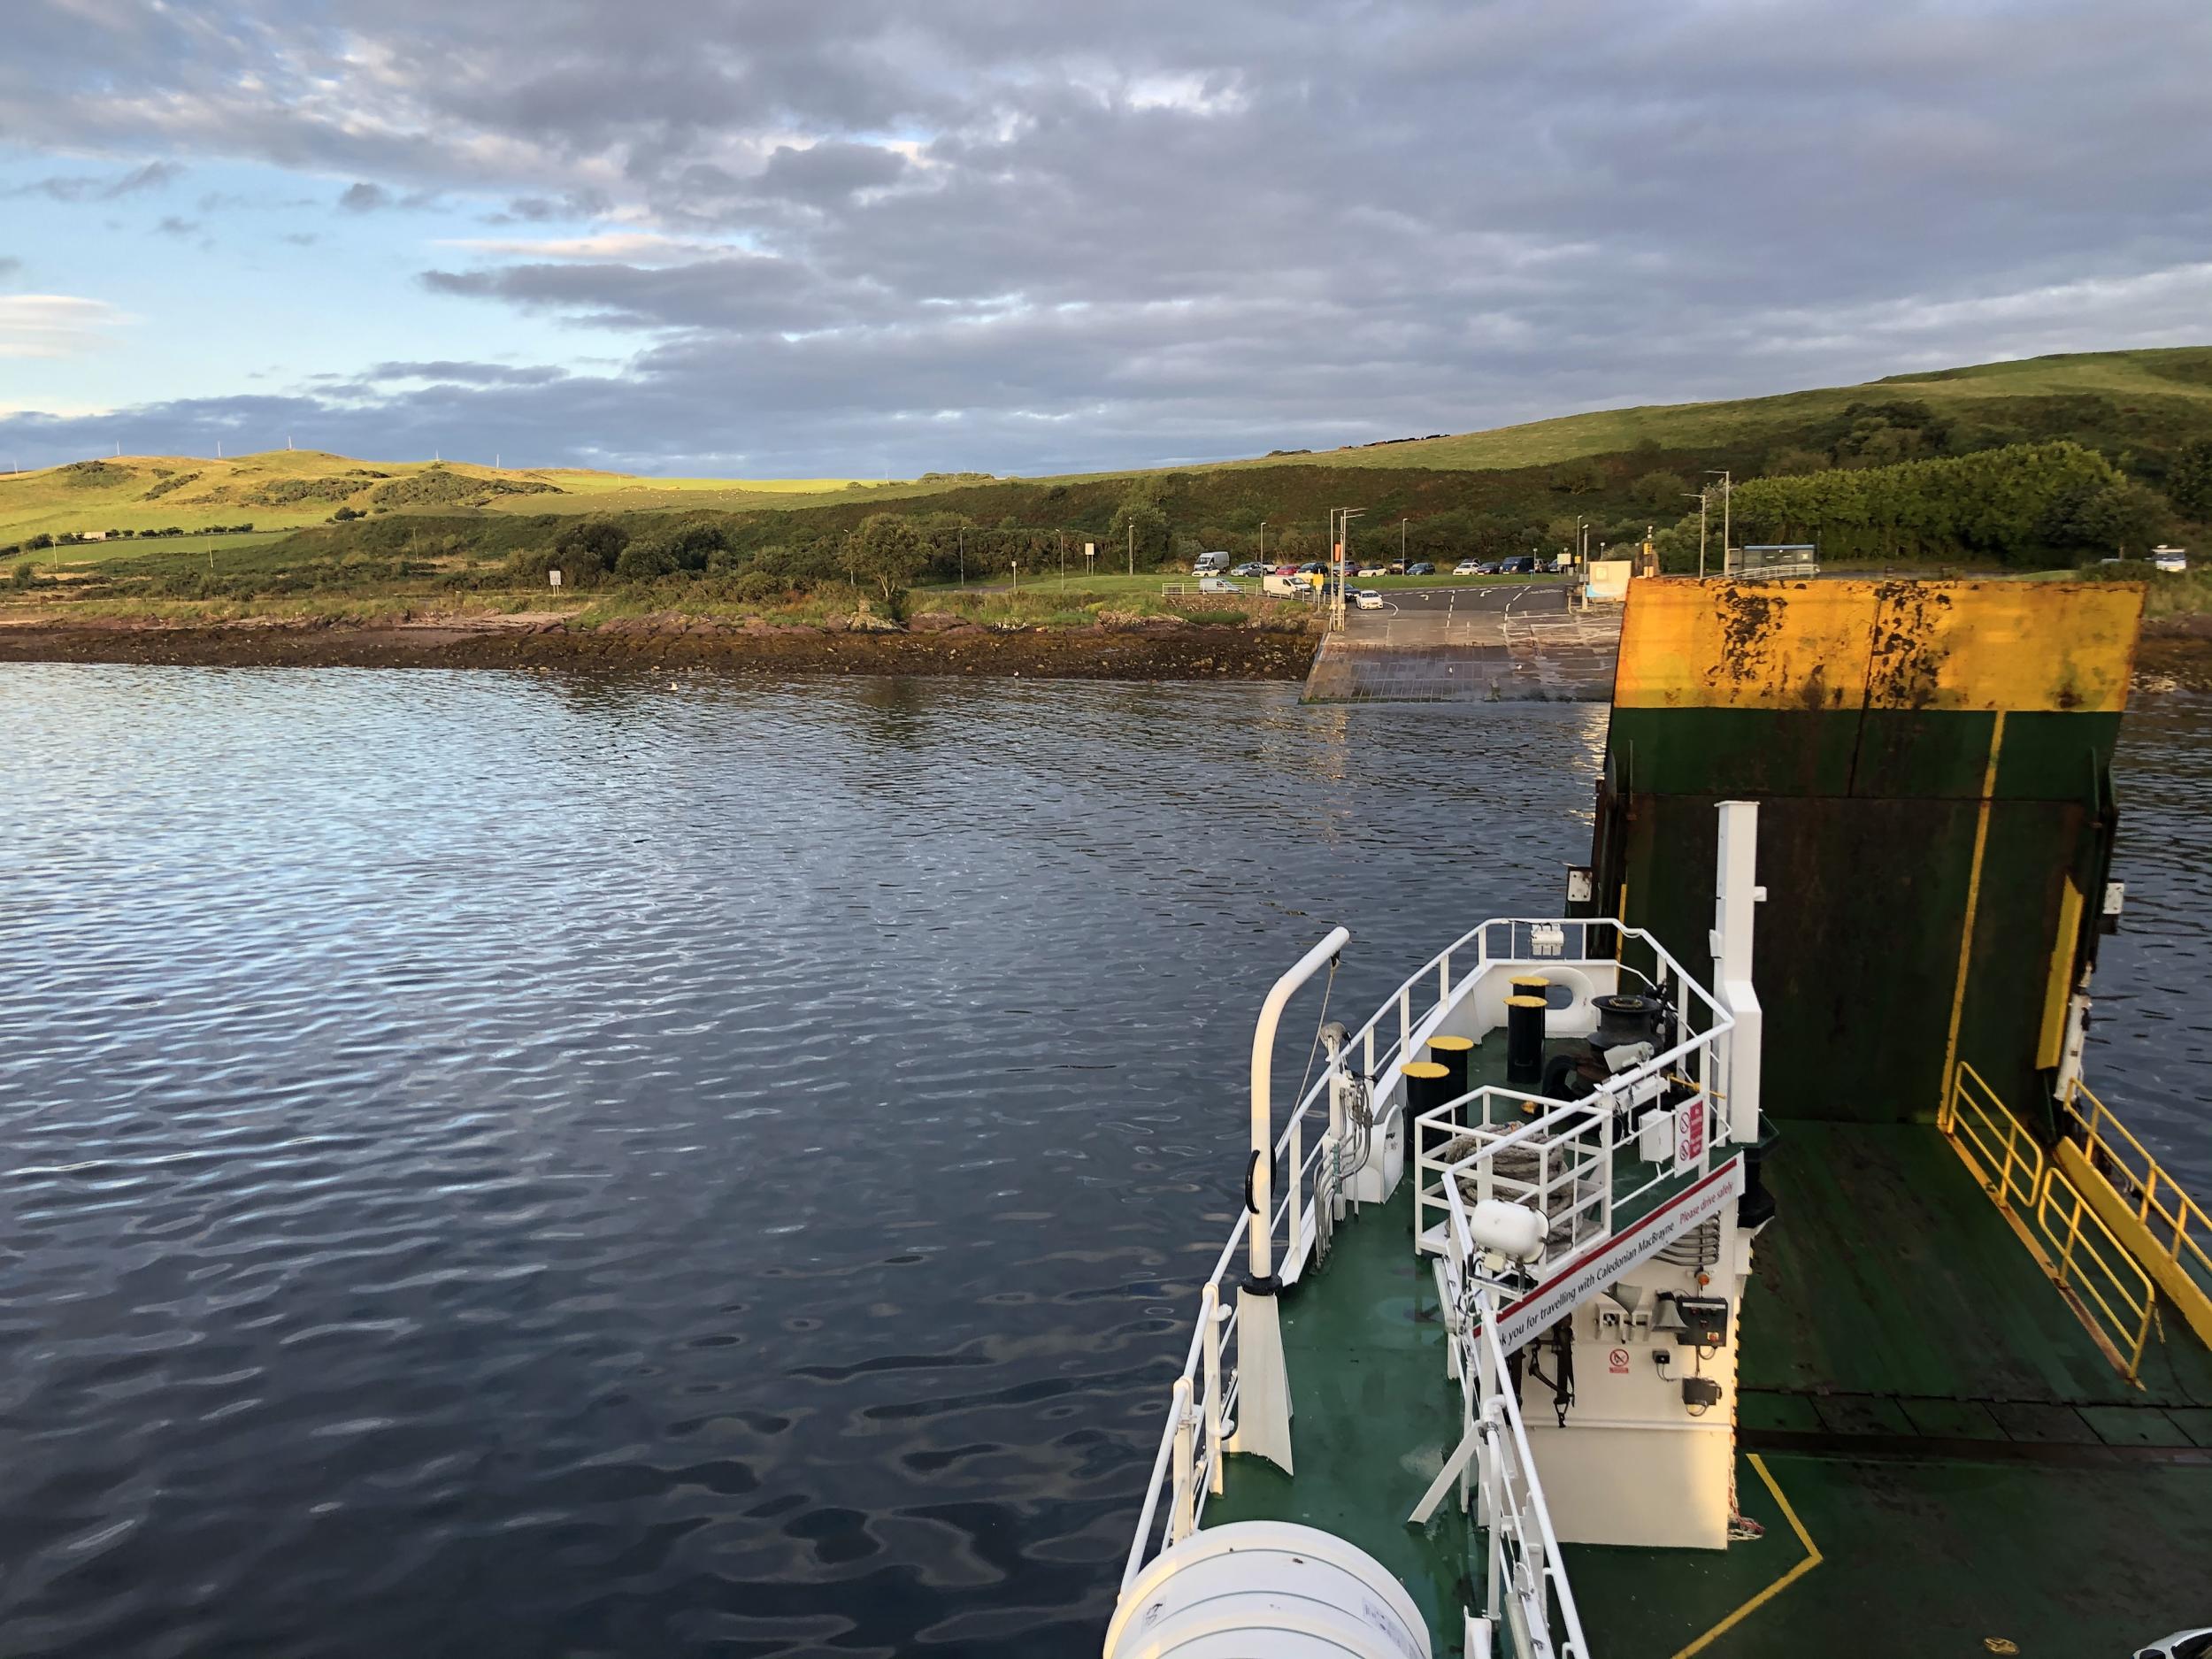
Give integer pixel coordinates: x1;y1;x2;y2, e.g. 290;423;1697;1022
0;449;881;545
10;349;2211;552
1217;348;2212;473
6;347;2208;609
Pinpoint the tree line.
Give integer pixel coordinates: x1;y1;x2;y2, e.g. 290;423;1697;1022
1656;440;2183;567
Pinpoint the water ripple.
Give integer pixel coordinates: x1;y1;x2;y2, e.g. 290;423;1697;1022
0;665;2202;1656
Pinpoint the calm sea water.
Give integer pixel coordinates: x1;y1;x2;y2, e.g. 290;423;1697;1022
2;667;2205;1658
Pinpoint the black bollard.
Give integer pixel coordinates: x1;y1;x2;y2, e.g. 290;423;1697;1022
1404;1060;1454;1164
1505;995;1547;1087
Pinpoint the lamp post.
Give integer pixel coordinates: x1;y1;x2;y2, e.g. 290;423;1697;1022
1705;470;1732;575
1334;507;1365;631
1258;519;1267;565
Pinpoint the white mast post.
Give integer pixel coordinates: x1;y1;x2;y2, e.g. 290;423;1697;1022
1712;801;1764;1143
1229;925;1348;1474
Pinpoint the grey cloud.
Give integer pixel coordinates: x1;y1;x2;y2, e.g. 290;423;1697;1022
6;159;182;201
2;1;2210;472
494;188;614;223
0;256;20;280
368;359;571;385
155;215;202;236
757;142;907;203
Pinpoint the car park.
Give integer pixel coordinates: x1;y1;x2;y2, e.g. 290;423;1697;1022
1354;589;1384;611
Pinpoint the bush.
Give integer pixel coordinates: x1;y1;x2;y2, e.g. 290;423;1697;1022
613;541;676;581
632;519;728;573
11;560;35;588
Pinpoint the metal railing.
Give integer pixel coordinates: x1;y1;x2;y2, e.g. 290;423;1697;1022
1939;1063;2046;1212
1939;1064;2156;1381
1119;917;1733;1598
1440;1170;1590;1658
2061;1084;2212;1317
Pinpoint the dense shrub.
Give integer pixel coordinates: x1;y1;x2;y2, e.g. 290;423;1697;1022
1709;441;2174;565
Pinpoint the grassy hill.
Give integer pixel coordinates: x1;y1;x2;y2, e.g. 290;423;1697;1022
0;449;874;543
1213;347;2212;474
7;348;2209;572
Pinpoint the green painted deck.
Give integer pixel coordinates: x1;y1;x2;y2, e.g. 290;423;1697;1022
1202;1176;1479;1641
1201;1117;2212;1655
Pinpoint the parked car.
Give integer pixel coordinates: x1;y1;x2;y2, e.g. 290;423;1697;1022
1296;561;1328;575
1406;562;1435;576
1453;559;1482;575
1354;589;1385;611
1500;556;1537;575
2134;1630;2212;1659
2153;546;2190;573
1356;565;1386;578
1197;575;1246;594
1229;562;1268;578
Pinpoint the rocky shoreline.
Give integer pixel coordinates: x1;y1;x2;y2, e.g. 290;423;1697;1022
0;610;1321;679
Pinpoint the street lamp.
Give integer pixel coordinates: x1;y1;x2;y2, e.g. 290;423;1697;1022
1259;519;1268;564
1333;506;1365;630
1704;470;1732;576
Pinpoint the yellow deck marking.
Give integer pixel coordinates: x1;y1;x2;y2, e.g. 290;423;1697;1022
1939;711;2005;1114
1670;1454;1824;1659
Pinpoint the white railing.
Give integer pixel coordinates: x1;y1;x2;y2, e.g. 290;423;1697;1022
1440;1171;1591;1659
1122;917;1714;1594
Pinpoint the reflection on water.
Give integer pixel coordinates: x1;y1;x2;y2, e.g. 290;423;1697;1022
0;666;2203;1657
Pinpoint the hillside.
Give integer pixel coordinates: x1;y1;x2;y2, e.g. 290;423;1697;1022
6;348;2210;566
0;449;872;543
1214;346;2212;474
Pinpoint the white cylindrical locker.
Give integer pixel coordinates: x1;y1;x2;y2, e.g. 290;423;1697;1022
1104;1521;1431;1659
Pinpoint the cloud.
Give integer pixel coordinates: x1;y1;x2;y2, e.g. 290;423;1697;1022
155;215;203;237
0;295;132;359
366;359;571;386
0;257;20;281
0;0;2209;472
5;160;182;202
438;233;719;264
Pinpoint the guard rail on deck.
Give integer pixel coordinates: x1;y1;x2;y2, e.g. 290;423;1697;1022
1939;1064;2156;1382
1440;1169;1590;1658
1119;917;1717;1599
2060;1084;2212;1338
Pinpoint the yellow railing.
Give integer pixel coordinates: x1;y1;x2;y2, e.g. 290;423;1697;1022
1939;1064;2046;1211
2029;1170;2156;1381
2061;1085;2212;1318
1940;1064;2155;1383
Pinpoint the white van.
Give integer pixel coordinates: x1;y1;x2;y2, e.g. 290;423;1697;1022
1193;550;1232;575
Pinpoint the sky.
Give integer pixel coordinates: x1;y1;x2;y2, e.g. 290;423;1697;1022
2;0;2209;478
